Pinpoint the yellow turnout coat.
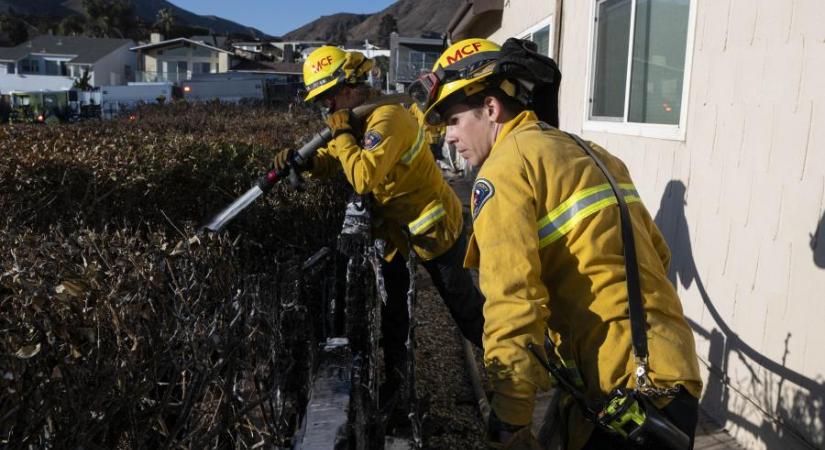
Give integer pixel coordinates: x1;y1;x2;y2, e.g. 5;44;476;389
312;103;463;261
464;111;702;448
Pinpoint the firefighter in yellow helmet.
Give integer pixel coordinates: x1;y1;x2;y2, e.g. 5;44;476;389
273;45;485;403
411;38;702;450
409;102;448;165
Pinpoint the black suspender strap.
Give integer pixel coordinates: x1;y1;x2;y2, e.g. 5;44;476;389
565;132;653;389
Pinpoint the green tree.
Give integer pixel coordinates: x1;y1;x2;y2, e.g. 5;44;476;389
373;55;390;90
0;14;30;45
73;69;93;91
154;8;175;36
58;15;87;36
377;14;397;48
81;0;136;38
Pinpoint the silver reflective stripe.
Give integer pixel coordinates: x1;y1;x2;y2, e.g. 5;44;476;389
538;183;640;248
400;128;425;165
408;203;446;235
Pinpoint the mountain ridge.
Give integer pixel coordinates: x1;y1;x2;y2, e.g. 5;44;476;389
283;0;461;45
0;0;269;39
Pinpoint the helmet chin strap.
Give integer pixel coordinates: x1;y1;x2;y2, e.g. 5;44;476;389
492;122;502;145
320;95;337;119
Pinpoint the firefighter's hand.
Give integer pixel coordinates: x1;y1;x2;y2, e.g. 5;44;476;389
271;148;293;172
325;109;354;138
488;411;541;450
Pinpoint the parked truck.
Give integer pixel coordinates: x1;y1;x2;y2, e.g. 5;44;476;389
99;83;176;119
181;78;266;103
181;73;303;105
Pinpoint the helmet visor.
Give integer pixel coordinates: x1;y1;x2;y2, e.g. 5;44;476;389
412;56;499;114
408;71;441;111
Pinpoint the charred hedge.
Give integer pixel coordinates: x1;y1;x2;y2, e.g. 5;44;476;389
0;102;348;449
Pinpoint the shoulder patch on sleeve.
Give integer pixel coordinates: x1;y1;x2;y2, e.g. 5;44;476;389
363;130;383;150
471;178;495;221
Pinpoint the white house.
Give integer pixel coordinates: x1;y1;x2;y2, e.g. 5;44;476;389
388;34;443;92
446;1;825;449
344;40;391;59
0;35;135;92
130;34;234;85
271;41;327;63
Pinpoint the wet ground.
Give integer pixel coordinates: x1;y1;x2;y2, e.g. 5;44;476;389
414;281;487;449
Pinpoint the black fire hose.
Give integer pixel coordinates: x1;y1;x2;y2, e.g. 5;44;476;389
201;93;411;232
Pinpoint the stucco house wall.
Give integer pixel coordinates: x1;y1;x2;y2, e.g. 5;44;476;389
444;0;825;448
488;0;557;56
557;1;825;449
90;42;135;86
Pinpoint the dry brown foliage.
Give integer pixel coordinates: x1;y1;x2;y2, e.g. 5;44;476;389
0;102;348;449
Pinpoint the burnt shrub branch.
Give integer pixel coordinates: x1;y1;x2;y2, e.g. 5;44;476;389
0;102;348;448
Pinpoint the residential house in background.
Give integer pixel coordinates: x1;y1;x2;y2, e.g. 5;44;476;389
227;59;302;79
443;1;825;450
272;41;327;63
131;33;234;84
0;35;135;92
231;41;283;60
388;33;442;93
343;40;391;59
190;35;229;50
447;0;555;56
190;59;304;103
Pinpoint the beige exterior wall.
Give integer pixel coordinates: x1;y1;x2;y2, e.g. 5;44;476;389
140;45;225;75
91;42;136;86
218;52;229;72
557;1;825;449
457;0;825;448
488;0;556;55
144;53;157;73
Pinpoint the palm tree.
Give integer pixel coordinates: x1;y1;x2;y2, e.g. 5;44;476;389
81;0;136;38
155;8;175;36
58;15;87;36
73;69;93;91
377;14;397;48
0;13;30;45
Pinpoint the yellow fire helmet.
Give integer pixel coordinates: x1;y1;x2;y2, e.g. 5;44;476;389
412;38;501;126
302;46;374;102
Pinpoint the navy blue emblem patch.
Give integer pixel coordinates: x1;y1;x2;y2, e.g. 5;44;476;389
363;130;383;150
472;178;494;221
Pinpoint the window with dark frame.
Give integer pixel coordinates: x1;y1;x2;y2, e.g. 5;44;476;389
521;24;551;57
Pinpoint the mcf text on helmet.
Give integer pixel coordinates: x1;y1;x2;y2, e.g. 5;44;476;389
313;56;334;73
445;42;484;65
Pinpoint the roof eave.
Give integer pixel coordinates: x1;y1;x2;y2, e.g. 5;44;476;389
446;0;504;41
131;38;232;54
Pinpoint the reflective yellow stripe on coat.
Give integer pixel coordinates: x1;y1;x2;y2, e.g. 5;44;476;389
408;202;446;235
399;128;426;165
537;183;640;248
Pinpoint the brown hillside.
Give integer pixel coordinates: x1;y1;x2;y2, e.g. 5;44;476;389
284;0;462;45
281;12;370;42
0;0;269;38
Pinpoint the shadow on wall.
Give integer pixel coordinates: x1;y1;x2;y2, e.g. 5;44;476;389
812;211;825;268
654;180;824;450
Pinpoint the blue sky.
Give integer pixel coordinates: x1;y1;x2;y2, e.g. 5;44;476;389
168;1;398;37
